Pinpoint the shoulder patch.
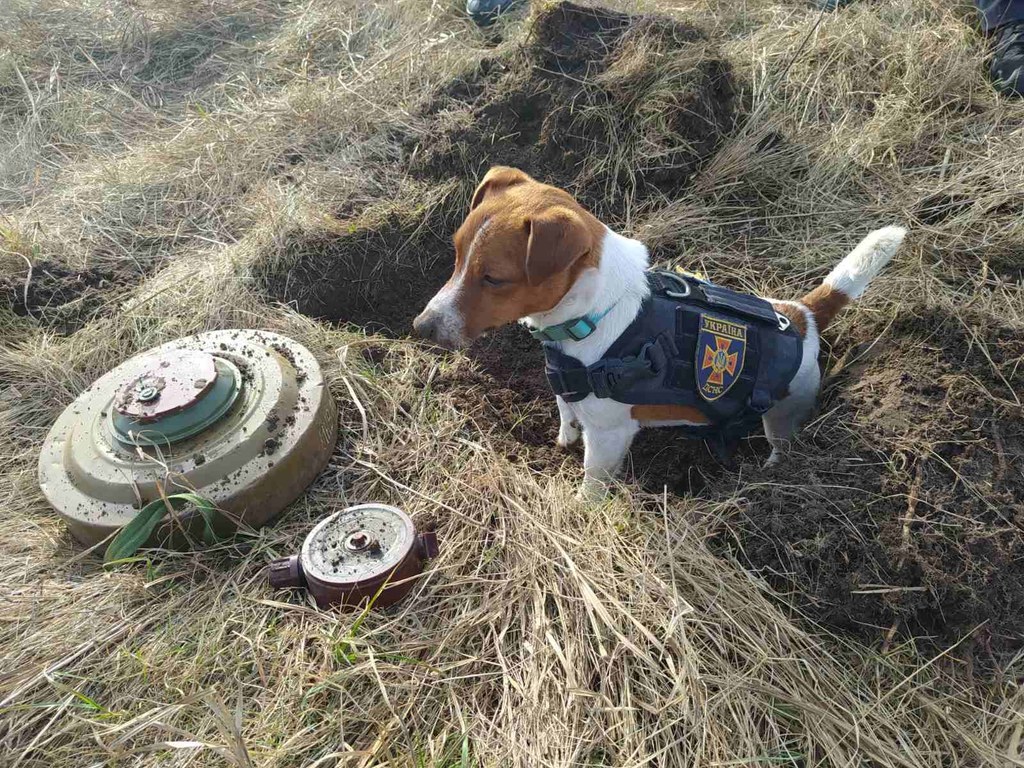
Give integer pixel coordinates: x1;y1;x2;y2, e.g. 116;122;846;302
696;314;746;401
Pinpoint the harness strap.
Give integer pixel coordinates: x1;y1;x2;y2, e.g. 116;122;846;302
545;337;669;402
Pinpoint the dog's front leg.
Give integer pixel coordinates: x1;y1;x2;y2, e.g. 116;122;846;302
578;422;639;500
556;397;581;448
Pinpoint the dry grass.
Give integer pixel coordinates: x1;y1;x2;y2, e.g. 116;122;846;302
2;0;1024;765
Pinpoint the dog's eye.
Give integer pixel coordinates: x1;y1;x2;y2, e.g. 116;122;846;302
482;274;506;288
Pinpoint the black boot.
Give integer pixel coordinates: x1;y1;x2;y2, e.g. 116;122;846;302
466;0;524;27
991;21;1024;96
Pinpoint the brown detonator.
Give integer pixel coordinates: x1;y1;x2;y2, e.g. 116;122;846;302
269;504;439;610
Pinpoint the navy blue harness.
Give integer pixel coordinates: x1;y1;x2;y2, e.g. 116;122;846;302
542;271;804;439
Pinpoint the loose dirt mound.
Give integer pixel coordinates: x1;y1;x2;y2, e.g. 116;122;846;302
0;260;123;333
408;3;734;215
726;302;1024;658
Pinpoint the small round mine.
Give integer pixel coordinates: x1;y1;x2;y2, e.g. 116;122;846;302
302;504;413;585
271;504;438;611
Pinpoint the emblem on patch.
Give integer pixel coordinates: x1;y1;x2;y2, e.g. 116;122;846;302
696;314;746;402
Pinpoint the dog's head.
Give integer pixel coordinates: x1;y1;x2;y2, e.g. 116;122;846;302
412;167;604;349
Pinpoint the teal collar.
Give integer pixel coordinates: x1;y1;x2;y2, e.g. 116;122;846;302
527;304;616;343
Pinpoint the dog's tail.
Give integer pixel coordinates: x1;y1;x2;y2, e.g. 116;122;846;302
800;226;907;333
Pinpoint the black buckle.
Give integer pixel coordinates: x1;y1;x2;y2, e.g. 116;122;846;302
588;342;664;399
588;359;629;399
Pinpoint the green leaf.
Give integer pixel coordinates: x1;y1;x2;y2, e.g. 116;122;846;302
69;689;105;713
104;500;168;564
173;492;220;545
104;493;222;564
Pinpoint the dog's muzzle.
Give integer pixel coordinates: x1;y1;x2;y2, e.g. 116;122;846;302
412;309;465;350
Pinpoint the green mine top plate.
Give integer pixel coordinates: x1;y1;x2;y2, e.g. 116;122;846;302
112;356;242;447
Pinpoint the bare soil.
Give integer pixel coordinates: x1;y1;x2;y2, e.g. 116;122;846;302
726;304;1024;660
406;3;735;214
0;260;127;333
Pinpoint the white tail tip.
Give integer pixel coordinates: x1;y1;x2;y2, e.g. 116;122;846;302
823;225;907;300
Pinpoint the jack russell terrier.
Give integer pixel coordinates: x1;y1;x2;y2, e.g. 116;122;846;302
413;166;907;498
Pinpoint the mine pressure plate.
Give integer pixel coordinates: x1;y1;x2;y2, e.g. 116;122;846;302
38;330;338;548
268;504;439;610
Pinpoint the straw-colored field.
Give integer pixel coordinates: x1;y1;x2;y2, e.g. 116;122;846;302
2;0;1023;765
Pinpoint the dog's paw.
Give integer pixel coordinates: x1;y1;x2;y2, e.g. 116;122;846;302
575;478;608;503
557;420;581;449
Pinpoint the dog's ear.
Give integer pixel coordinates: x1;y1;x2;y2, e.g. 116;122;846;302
524;206;592;286
470;166;530;210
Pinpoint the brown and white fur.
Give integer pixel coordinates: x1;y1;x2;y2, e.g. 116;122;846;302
413;167;907;498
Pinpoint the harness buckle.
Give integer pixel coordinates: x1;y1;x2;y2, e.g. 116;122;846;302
776;312;791;332
587;341;664;399
565;316;597;341
588;359;626;399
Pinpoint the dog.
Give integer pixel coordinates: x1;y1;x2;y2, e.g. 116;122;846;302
413;166;906;498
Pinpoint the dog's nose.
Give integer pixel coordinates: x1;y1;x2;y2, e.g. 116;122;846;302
412;311;438;342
